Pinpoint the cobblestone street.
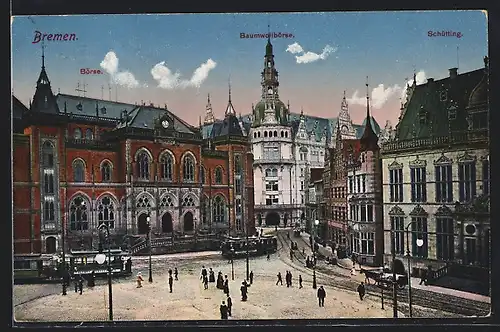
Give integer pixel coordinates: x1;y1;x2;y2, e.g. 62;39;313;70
14;251;395;321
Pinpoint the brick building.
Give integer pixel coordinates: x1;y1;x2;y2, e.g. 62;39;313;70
12;53;255;255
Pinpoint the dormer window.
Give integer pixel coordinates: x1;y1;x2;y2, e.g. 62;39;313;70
267;61;272;68
76;103;83;111
419;106;428;124
100;107;107;115
440;90;448;102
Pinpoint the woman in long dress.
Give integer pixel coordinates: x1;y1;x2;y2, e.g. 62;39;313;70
209;268;215;283
216;271;223;289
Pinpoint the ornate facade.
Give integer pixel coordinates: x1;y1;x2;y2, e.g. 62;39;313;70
381;60;490;277
12;52;255;256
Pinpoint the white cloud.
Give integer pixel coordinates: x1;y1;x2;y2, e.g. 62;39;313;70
151;58;217;90
100;51;145;88
346;70;427;109
286;43;337;64
286;42;304;54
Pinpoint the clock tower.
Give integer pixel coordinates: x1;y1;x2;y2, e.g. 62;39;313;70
262;34;280;101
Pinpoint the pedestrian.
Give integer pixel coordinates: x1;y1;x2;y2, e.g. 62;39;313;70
220;301;228;320
227;294;232;316
203;275;209;290
419;269;428;285
285;271;290;287
74;275;78;293
290;248;294;261
88;270;95;288
217;271;224;289
136;272;144;288
302;247;305;256
299;275;303;289
289;271;293;287
317;285;326;307
201;266;207;282
168;272;173;293
276;272;283;285
209;268;215;283
224;275;229;295
267;253;270;261
240;281;248;301
174;267;178;280
351;263;357;276
78;275;84;295
249;271;254;285
357;282;365;300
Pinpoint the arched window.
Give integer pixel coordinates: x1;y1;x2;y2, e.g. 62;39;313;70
200;167;206;184
213;195;226;224
43;201;55;221
74;128;82;139
69;196;88;231
42;141;54;168
160;153;173;181
254;132;257;138
137;151;150;180
285;131;288;138
73;159;85;182
101;161;112;182
183;155;195;182
215;167;223;184
234;155;242;175
182;195;196;207
274;130;277;137
159;195;175;207
258;132;261;138
97;195;115;229
201;195;210;225
265;168;278;177
85;128;93;140
280;131;284;137
264;131;268;138
44;173;54;194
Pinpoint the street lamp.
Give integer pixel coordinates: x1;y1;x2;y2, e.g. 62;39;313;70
405;221;424;318
146;215;153;283
96;223;113;321
312;219;319;289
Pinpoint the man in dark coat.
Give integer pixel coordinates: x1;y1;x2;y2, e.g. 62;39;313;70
209;268;215;283
203;275;209;290
419;269;428;285
317;286;326;307
357;282;365;300
249;271;254;285
168;269;173;293
299;275;303;289
240;281;248;301
74;274;79;293
78;275;84;295
276;272;283;285
227;294;232;316
174;267;178;280
220;301;228;320
224;275;229;295
217;271;223;289
201;266;207;282
88;271;95;288
288;271;293;287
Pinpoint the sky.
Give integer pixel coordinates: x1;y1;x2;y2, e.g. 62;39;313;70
11;11;488;127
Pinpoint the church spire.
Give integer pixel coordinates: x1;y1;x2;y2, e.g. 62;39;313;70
341;90;348;110
360;76;379;150
42;40;45;69
225;77;236;117
204;93;215;125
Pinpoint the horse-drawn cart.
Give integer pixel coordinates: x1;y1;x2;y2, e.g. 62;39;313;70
362;268;408;289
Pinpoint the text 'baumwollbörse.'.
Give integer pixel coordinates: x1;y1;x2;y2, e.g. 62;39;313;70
240;32;295;39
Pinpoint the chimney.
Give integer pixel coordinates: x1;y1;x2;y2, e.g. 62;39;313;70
449;68;458;78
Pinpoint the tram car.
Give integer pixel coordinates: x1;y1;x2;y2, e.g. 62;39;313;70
14;254;59;283
221;235;277;258
63;249;133;278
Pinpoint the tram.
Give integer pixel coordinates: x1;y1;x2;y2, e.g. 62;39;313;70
220;235;277;258
13;254;57;283
64;249;133;278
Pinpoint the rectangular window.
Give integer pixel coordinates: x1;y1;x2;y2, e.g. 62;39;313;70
356;175;361;193
482;160;490;195
235;178;242;195
436;217;454;261
435;165;453;203
360;205;366;222
300;168;304;177
236;218;242;232
266;181;279;191
459;162;476;202
301;194;304;204
349;205;354;221
265;195;278;205
391;216;405;255
410;167;427;202
367;205;373;222
300;181;304;191
389;168;404;202
44;172;54;194
360;233;375;255
235;198;242;214
263;147;280;160
361;174;366;193
348;176;353;193
411;217;428;258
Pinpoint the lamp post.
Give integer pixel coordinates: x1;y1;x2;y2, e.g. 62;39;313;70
312;219;319;289
146;215;153;283
391;229;398;318
96;223;113;321
405;221;424;318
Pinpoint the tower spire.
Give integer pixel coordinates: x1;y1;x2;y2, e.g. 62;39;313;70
225;76;236;116
360;76;378;150
228;76;232;103
41;40;45;69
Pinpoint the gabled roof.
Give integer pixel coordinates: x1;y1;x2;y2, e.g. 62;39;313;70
118;105;197;134
13;96;28;120
396;68;485;141
56;94;136;120
210;114;244;138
